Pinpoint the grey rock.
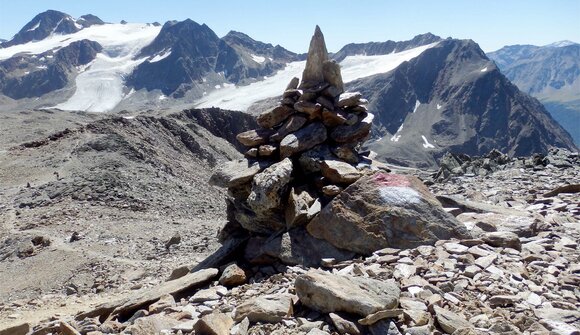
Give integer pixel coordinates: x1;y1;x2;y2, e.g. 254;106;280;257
295;269;400;316
261;228;355;267
247;158;293;213
257;105;295;129
300;25;329;89
320;160;362;184
280;122;327;158
433;305;472;334
209;159;270;188
233;294;294;323
194;312;234;335
236;128;274;147
285;187;315;228
329;313;361;335
322;60;344;94
271;115;308;142
330;113;374;143
307;172;471;254
482;231;521;250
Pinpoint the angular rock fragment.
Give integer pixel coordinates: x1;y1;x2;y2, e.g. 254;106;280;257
236;128;273;147
257;105;295;129
234;294;294;323
295;269;400;316
280;122;327;158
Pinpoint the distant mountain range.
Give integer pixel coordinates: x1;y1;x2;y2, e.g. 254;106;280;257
0;10;576;168
488;42;580;145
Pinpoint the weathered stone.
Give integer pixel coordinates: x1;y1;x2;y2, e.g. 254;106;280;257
280;122;327;158
286;77;300;90
236;128;273;147
228;198;285;234
307;172;471;254
300;25;329;89
320;160;362;184
244;148;258;158
271;115;308;142
285;187;315;228
488;295;520;307
358;309;404;325
330;113;374;143
124;315;180;335
167;265;190;281
482;231;521;250
331;145;359;164
294;101;322;118
295;269;400;316
321;108;347;127
209;159;270;188
337;92;363;108
368;319;402;335
322;185;343;196
194;312;234;335
258;144;277;157
233;294;294;323
433;306;472;334
457;212;538;237
322;60;344;94
247;158;293;213
329;313;361;335
190;286;226;303
257;105;295;129
219;263;246;287
0;323;29;335
149;294;175;313
261;228;355;267
299;144;335;174
316;96;335;110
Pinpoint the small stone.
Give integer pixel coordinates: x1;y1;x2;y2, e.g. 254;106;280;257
329;313;361;335
233;294;294;323
358;309;404;325
482;231;521;250
168;265;190;281
236;129;273;147
193;312;234;335
433;306;473;334
337;92;363;108
258;144;277;157
488;295;520;307
219;264;246;287
320;160;362;184
322;185;343;196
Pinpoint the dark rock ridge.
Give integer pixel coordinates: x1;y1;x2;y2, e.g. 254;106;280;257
488;42;580;146
332;33;442;62
128;20;299;96
0;39;102;99
211;27;470;267
1;10;104;48
347;39;577;168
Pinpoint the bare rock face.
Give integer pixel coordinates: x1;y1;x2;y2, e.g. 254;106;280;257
299;25;329;90
307;172;472;254
295;269;400;316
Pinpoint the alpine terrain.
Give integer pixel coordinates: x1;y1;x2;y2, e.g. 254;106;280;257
0;10;578;335
488;41;580;145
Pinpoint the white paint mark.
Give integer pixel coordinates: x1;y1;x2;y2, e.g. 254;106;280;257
379;186;421;205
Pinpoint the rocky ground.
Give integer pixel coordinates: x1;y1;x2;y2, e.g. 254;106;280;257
1;138;577;335
0;107;256;329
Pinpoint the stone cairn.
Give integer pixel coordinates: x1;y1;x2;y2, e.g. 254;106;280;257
211;26;376;237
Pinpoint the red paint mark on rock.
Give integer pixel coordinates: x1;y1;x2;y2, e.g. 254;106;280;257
373;173;411;187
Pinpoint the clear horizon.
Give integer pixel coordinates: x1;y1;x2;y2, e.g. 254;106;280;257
1;0;579;53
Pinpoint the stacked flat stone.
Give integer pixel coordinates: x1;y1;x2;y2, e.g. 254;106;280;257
210;26;374;236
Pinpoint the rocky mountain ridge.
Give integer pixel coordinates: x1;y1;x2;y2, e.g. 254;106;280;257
487;42;580;145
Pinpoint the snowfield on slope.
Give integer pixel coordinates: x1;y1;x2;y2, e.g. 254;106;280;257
0;23;161;112
196;42;439;111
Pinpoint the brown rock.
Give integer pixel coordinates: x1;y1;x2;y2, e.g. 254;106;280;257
337;92;363;108
482;231;521;250
433;306;473;334
307;172;471;254
258;144;277;157
329;313;361;335
0;323;29;335
299;25;329;89
286;77;300;90
294;101;322;117
194;312;234;335
285;187;315;228
257;105;295;129
209;159;270;188
320;160;362;184
321;108;347;127
236;128;273;147
358;309;404;325
330;113;374;143
271;115;308;142
219;263;247;286
322;60;344;94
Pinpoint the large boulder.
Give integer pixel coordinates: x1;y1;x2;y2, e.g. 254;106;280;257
307;172;472;254
295;269;400;316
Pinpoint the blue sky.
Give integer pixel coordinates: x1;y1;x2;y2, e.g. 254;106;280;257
1;0;579;52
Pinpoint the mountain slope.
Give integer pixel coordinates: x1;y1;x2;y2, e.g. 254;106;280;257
349;39;577;168
488;42;580;145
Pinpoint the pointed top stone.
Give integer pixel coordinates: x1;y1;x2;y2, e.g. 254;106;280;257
300;25;330;89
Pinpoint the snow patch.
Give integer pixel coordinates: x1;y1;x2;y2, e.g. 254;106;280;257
158;95;167;100
480;67;488;72
50;23;161;112
436;104;442;110
421;135;435;149
27;21;41;32
215;85;222;89
196;42;439;111
412;100;420;113
149;49;171;63
36;65;47;69
390;134;401;142
251;54;266;63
